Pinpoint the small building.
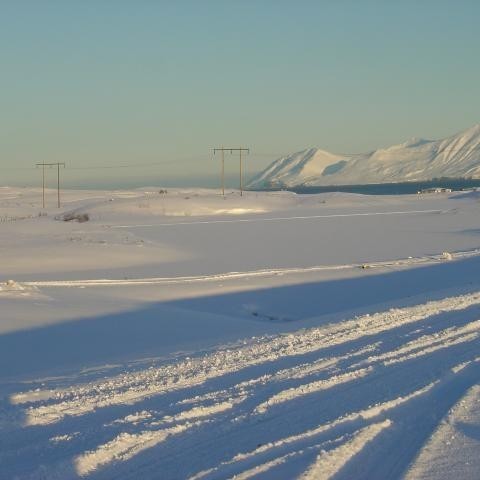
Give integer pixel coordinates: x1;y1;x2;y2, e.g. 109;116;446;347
417;187;452;194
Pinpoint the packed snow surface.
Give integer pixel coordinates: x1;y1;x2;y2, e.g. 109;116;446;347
248;124;480;188
1;186;480;479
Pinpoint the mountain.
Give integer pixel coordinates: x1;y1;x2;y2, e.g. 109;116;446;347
248;125;480;189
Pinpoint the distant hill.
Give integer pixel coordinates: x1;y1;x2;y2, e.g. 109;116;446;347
248;125;480;189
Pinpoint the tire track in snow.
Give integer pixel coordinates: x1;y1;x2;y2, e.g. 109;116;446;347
108;209;445;228
190;357;480;480
75;422;201;476
404;384;480;479
190;383;436;480
254;367;372;415
176;344;378;413
251;316;480;418
74;400;239;477
352;319;480;368
16;291;480;426
5;293;480;480
299;420;392;480
20;248;480;288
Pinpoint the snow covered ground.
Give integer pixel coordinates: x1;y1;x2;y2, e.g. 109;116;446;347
1;186;480;479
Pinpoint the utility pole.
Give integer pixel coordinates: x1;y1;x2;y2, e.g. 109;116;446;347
41;163;46;208
36;163;65;208
57;163;61;208
213;147;249;196
213;147;225;196
240;149;243;195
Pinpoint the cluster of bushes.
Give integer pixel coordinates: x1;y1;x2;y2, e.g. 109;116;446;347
61;212;90;223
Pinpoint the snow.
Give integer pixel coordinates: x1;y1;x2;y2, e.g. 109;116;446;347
1;186;480;479
248;124;480;188
405;385;480;479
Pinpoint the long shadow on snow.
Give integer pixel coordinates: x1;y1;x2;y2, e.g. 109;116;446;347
7;298;479;453
1;256;480;384
2;258;480;479
84;339;480;480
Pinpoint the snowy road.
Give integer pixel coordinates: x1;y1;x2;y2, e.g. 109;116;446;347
2;290;480;479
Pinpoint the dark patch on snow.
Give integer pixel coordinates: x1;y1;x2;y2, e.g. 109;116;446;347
322;160;348;176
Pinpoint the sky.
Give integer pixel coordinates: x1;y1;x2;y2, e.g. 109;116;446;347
0;0;479;188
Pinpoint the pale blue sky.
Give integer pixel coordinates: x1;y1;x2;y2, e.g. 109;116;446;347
1;0;479;187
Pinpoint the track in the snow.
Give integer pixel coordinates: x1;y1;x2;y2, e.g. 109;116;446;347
2;290;480;479
108;209;445;229
20;249;480;288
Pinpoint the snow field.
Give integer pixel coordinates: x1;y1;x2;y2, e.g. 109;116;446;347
2;187;480;478
2;290;480;479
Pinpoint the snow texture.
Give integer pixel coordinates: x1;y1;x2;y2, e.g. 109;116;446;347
1;186;480;479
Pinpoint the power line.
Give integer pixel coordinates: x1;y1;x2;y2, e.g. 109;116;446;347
2;144;480;172
67;158;205;170
214;148;250;196
36;163;65;208
0;157;206;172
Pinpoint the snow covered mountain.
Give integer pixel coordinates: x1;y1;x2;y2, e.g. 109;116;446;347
248;125;480;188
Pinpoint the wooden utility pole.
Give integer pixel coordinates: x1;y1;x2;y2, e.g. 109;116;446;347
57;163;61;208
217;147;225;196
213;147;249;196
41;163;45;208
36;163;65;208
239;149;243;195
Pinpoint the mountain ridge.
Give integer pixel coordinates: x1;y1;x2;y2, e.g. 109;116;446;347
248;125;480;188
